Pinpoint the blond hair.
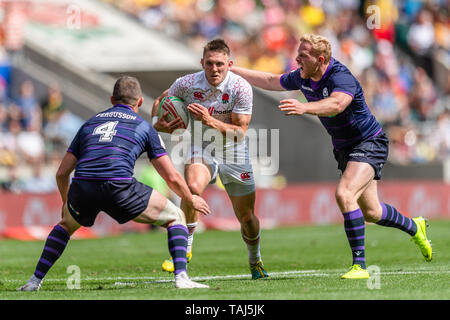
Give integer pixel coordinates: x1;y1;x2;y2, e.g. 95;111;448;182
300;34;332;63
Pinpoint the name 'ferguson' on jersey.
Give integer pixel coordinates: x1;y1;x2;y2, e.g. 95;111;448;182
68;104;166;180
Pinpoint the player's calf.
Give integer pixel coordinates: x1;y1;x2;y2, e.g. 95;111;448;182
17;224;71;291
375;203;417;236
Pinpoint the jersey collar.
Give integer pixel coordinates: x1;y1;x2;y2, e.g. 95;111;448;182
114;104;134;111
310;57;334;90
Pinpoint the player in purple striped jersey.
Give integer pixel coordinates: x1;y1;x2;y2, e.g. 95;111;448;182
17;76;210;291
231;34;432;279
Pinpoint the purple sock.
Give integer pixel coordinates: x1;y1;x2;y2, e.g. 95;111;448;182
343;208;366;269
33;225;70;280
167;224;188;275
376;203;417;236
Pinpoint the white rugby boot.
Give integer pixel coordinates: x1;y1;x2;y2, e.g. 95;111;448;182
17;275;42;292
174;271;209;289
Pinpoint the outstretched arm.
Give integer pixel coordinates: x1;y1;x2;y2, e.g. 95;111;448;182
151;155;210;215
231;66;285;91
278;92;353;117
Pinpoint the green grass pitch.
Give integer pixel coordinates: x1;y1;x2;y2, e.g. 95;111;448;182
1;220;449;300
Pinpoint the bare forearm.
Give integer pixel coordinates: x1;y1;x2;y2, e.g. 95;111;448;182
165;171;194;205
56;175;70;204
152;89;169;117
205;117;245;142
231;66;284;91
55;152;77;204
152;156;194;205
305;97;344;117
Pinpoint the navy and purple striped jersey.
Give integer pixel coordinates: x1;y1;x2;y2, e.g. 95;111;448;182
280;58;383;150
68;104;166;180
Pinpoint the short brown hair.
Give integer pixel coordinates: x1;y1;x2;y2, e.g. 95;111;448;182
203;38;230;57
112;76;142;106
300;34;332;63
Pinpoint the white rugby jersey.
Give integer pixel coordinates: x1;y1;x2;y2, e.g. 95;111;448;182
168;71;253;163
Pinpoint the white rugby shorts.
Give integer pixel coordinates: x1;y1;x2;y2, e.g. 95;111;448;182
187;145;255;196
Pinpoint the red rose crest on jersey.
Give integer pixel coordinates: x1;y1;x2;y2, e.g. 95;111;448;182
222;93;229;104
193;91;204;100
240;172;251;181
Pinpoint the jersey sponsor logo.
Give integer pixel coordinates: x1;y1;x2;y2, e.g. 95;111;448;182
222;93;229;104
214;109;232;115
301;85;314;92
240;172;251;181
207;107;232;115
323;87;329;97
69;203;79;215
349;152;365;157
193;91;205;100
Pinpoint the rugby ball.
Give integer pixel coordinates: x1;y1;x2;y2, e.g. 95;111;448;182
158;96;189;129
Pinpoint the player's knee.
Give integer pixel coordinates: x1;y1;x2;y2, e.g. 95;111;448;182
57;220;78;236
237;211;255;225
335;187;354;208
154;200;186;228
58;205;80;236
187;181;204;195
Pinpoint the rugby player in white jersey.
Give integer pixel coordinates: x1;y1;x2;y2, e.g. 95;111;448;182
152;39;269;280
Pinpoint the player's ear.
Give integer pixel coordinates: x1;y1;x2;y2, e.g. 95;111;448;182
318;55;325;64
110;96;115;105
228;59;233;68
200;58;205;69
137;96;143;107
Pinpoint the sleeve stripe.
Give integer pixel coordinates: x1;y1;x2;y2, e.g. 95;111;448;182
155;152;167;158
279;74;288;89
333;89;354;98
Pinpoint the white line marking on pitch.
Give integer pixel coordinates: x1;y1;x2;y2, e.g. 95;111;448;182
4;269;448;285
113;269;450;286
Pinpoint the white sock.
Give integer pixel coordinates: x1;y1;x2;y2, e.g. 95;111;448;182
186;222;198;253
175;271;189;281
242;231;261;265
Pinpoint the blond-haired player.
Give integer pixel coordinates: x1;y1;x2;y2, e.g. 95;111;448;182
231;34;432;279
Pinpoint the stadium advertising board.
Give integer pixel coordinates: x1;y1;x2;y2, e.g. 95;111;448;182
0;181;449;239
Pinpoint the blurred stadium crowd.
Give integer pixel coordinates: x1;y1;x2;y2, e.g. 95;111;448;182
0;0;449;193
106;0;450;164
0;0;83;193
